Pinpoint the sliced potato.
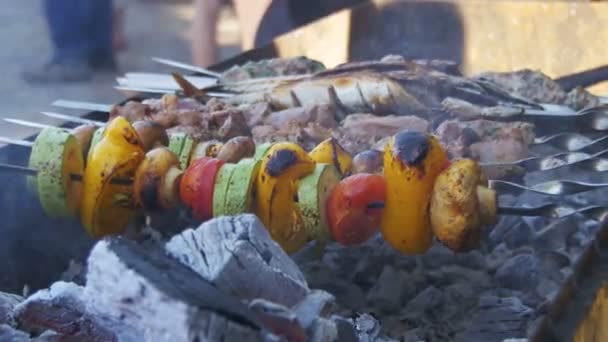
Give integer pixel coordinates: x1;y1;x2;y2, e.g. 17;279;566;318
28;127;84;217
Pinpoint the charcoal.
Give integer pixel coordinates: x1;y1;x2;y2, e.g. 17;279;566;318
354;313;381;342
495;253;540;292
312;279;366;311
538;250;570;273
366;265;412;312
486;243;513;272
84;238;262;342
459;296;533;342
426;265;492;288
293;290;335;330
503;222;534;249
487;215;522;247
249;299;307;342
421;244;455;269
0;324;29;341
166;215;309;307
331;315;358;342
13;281;139;341
535;278;560;302
533;217;578;251
400;286;444;321
0;291;22;325
455;250;487;270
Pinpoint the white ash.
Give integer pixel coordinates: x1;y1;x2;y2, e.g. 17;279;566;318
0;291;22;325
84;238;263;342
165;214;309;307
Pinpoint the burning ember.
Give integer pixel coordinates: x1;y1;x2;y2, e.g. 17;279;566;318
1;55;607;341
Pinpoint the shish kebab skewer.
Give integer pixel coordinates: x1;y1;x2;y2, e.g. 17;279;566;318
2;118;608;253
8;115;608;198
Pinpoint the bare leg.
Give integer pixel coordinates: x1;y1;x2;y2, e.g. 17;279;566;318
192;0;221;67
231;0;273;50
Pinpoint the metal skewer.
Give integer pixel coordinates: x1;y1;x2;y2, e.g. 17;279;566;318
151;57;222;79
40;112;105;127
52;99;113;112
489;179;608;196
4;118;55;130
497;203;608;221
533;133;608;153
480;149;608;173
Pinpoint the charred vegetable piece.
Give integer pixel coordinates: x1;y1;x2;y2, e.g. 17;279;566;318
190;140;223;161
81;117;144;238
223;158;261;215
351;150;383;174
132;121;169;151
71;124;97;161
180;157;211;215
89;127;105;150
255;142;316;253
380;131;448;254
253;142;274;160
212;163;238;217
430;159;497;252
297;163;341;247
180;157;224;221
134;147;182;212
216;136;256;163
327;174;386;245
28;127;84;217
308;138;352;177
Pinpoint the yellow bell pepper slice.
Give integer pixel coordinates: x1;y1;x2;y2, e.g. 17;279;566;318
81;117;145;238
380;131;448;254
255;142;316;253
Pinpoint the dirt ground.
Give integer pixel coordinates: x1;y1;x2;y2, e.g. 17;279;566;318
0;0;240;141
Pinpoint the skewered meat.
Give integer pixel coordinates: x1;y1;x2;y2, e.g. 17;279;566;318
435;119;534;161
565;86;600;110
109;101;150;122
265;104;339;130
476;69;600;110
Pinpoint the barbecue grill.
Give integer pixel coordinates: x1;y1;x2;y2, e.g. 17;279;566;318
1;0;608;341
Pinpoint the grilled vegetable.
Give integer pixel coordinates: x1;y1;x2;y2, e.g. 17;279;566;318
254;142;274;160
81;117;144;238
297;163;341;247
132;121;169;151
89;127;105;150
168;133;195;169
327;174;386;245
180;157;225;221
380;131;449;254
430;159;497;252
255;142;316;253
71;124;97;160
308;138;352;177
191;140;223;161
28;127;84;217
216;136;256;163
351;150;383;174
212;163;238;217
223;158;261;215
134;147;182;212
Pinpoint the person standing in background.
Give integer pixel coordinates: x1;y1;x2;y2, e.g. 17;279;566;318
23;0;116;83
192;0;362;67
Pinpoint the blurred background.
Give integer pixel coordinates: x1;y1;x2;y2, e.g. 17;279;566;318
0;0;241;141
